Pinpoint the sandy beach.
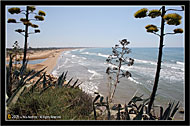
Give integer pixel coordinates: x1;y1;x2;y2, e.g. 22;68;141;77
6;48;75;74
26;49;74;74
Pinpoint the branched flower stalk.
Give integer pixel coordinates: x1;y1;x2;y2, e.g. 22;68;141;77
106;39;134;103
134;6;184;114
7;6;46;65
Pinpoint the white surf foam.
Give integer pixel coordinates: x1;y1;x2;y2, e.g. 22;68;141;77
97;53;109;58
176;61;184;65
128;77;142;85
88;69;102;80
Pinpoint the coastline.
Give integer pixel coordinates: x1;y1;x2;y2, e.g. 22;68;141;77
26;49;75;74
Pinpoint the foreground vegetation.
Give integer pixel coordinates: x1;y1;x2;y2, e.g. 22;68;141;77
8;87;93;120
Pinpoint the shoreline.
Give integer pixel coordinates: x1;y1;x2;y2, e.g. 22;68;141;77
26;48;77;74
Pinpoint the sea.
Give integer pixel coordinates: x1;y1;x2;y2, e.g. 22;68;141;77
51;47;185;109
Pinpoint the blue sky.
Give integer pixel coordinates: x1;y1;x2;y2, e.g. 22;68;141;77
6;6;184;48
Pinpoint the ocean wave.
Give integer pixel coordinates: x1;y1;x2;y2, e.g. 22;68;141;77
97;53;109;58
88;69;102;80
79;81;99;96
176;61;184;65
79;48;85;52
82;57;87;60
81;52;109;58
81;52;96;55
51;70;58;77
128;77;142;85
64;51;70;55
72;55;76;58
134;59;157;65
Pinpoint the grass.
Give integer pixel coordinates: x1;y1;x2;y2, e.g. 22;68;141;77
8;87;94;120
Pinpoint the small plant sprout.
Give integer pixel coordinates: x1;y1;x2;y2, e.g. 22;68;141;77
106;39;134;103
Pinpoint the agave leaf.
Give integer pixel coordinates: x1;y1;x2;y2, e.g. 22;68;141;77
93;94;100;103
128;95;143;105
7;81;26;106
65;77;73;87
124;104;130;120
143;97;150;105
71;79;79;88
23;69;34;81
170;101;180;118
100;96;104;104
160;106;164;120
133;105;144;120
26;66;47;82
30;74;44;93
162;102;174;120
137;104;142;111
63;71;68;81
75;82;83;88
58;72;64;88
43;72;46;89
40;84;52;95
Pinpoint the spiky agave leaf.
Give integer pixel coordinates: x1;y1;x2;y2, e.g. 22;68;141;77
65;77;73;87
162;102;174;120
134;8;148;18
100;96;104;104
148;9;161;18
8;7;21;14
57;72;64;88
124;104;130;120
170;101;180;119
40;84;52;95
173;28;183;33
133;105;144;120
128;95;143;105
93;94;100;103
26;66;47;82
43;72;46;89
8;18;16;23
71;79;79;88
30;74;44;93
38;10;46;16
35;15;44;21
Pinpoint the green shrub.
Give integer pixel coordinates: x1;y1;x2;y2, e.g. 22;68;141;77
8;87;93;120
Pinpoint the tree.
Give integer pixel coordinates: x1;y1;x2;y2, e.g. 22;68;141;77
7;6;46;65
134;6;184;113
106;39;134;103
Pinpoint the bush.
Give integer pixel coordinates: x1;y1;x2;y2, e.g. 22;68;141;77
8;87;94;120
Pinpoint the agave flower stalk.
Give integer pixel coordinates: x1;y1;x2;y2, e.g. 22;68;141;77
134;6;184;114
7;6;46;65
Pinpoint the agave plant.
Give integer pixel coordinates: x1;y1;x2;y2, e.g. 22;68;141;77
6;53;47;107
